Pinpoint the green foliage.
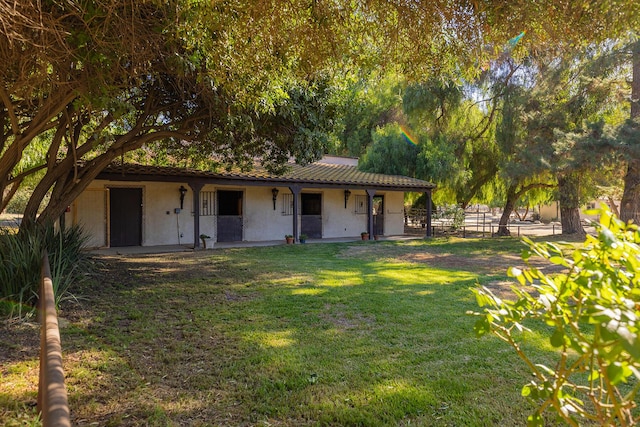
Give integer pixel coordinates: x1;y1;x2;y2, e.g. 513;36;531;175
0;224;92;319
4;188;33;214
471;206;640;425
434;204;466;230
4;237;546;426
359;123;419;176
403;79;463;133
333;73;403;157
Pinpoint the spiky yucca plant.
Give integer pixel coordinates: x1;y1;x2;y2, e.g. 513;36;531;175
0;224;92;319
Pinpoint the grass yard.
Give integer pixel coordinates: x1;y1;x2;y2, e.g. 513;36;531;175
1;237;566;426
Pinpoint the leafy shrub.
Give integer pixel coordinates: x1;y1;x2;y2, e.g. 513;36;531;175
435;204;465;229
0;224;92;319
470;207;640;426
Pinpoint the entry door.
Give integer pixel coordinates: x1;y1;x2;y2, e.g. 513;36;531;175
217;190;243;242
301;193;322;238
373;195;384;236
109;187;142;247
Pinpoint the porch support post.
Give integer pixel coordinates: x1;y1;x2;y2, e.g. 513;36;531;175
425;190;432;238
289;185;302;241
189;182;204;249
366;189;376;237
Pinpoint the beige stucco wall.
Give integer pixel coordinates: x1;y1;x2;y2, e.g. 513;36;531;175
70;180;411;247
70;187;108;248
539;202;559;222
68;180;196;247
539;200;612;223
321;189;365;238
197;184;218;242
144;182;195;246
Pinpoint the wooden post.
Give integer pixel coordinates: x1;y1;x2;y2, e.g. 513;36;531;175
425;191;432;238
289;185;301;242
189;182;204;249
366;189;376;237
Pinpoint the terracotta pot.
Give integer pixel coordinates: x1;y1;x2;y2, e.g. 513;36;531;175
286;237;294;244
361;234;369;240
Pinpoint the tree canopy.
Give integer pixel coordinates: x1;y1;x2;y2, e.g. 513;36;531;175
2;1;639;225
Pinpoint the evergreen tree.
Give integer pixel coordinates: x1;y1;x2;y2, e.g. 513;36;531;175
620;40;640;223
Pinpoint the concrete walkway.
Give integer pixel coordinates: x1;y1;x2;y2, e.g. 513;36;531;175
89;235;422;256
88;219;592;256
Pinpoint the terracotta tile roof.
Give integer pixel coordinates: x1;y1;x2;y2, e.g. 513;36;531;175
99;162;436;191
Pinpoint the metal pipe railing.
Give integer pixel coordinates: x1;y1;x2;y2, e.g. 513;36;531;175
38;250;71;427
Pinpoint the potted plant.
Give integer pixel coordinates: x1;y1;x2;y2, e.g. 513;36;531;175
199;233;211;249
299;233;308;244
285;234;294;244
361;231;370;241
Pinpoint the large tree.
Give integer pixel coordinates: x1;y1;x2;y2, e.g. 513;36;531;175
2;1;638;227
619;40;640;223
0;1;348;226
490;66;555;236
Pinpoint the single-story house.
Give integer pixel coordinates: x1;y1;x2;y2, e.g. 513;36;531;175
66;156;435;249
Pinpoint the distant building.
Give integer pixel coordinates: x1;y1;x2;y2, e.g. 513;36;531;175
67;157;435;248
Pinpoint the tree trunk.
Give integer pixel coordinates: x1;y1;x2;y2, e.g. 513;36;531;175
515;206;529;221
496;185;517;236
620;41;640;223
607;195;620;217
558;173;585;236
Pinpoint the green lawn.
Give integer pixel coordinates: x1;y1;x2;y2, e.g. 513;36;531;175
2;238;562;426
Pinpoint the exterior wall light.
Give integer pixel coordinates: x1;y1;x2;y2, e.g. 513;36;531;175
272;188;279;210
344;189;351;209
179;185;187;209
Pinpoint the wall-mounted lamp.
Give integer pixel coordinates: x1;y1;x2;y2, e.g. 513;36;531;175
271;188;279;210
344;189;351;209
179;185;187;209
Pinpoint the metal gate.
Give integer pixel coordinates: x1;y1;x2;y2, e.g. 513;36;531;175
217;190;243;242
301;193;322;238
373;195;384;236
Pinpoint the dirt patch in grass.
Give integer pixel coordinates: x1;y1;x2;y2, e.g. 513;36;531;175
319;303;376;330
397;251;563;276
340;243;563;276
0;320;39;365
340;241;565;301
2;241;568;426
481;280;539;301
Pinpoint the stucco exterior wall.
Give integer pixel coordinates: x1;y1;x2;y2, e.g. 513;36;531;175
197;184;218;243
71;180;411;247
539;202;560;222
321;189;364;238
243;186;293;241
68;180;197;247
144;182;194;246
539;200;612;223
70;187;108;248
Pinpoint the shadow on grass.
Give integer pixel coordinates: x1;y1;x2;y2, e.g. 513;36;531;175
3;239;561;426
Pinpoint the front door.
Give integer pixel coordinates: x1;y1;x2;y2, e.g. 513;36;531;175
109;187;142;247
373;195;384;236
301;193;322;238
217;190;243;242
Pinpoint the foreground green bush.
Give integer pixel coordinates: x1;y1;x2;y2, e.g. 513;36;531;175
0;224;91;319
471;207;640;426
